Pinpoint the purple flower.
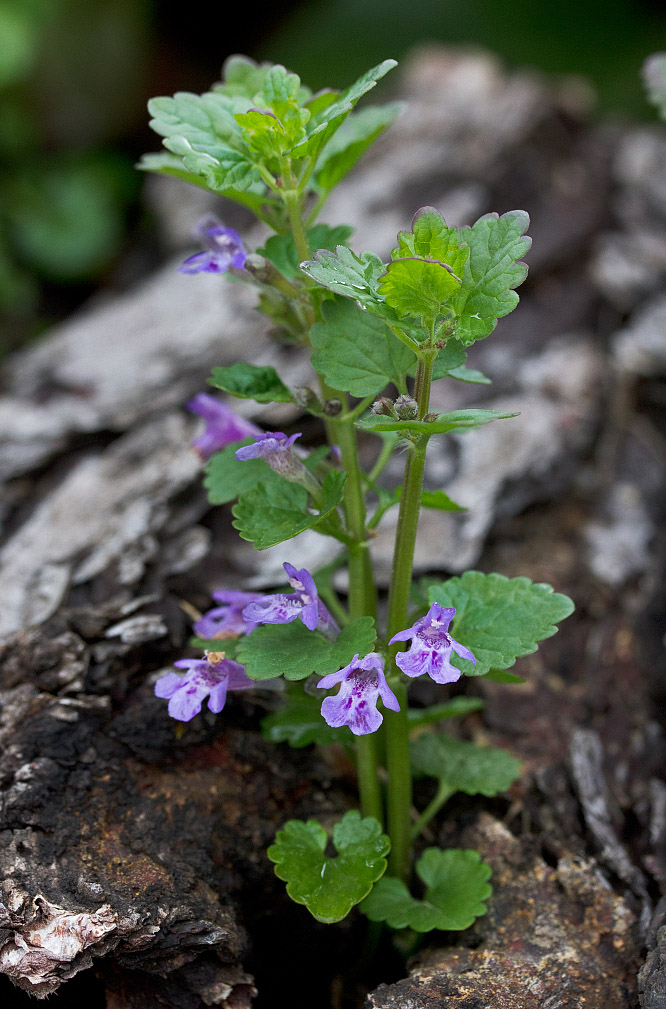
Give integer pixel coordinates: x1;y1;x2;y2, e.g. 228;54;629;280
178;215;247;274
155;651;253;721
235;431;309;480
194;589;263;639
317;653;400;736
242;562;339;639
187;393;261;461
388;602;476;684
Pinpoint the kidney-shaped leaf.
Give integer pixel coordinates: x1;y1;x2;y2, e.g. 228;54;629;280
268;811;390;923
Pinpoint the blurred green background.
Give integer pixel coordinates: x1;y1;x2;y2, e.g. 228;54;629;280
1;0;665;354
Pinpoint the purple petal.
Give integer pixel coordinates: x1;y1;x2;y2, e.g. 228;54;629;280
317;668;348;690
428;603;457;630
242;594;304;625
427;658;463;685
178;250;228;274
377;673;400;712
225;662;255;690
388;625;417;646
451;639;476;664
284;563;316;598
206;678;229;714
300;601;319;631
154;672;182;699
235;443;264;461
395;642;441;679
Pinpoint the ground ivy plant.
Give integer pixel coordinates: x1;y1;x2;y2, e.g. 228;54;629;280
142;55;574;931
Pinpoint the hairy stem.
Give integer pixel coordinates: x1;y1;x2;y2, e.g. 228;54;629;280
383;348;437;881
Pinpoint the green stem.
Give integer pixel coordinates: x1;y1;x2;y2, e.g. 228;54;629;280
283;189;311;263
283;188;381;823
384;349;437;881
410;781;455;841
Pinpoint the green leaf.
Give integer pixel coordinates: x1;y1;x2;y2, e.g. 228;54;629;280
268;811;390;923
315;102;403;192
360;848;491;931
419;489;465;511
452;211;531;346
218;55;273;98
448;363;492;385
643;54;666;120
483;669;525;684
378;257;461;321
310;297;414;396
427;571;575;677
148;90;245;151
410;732;521;796
385;486;466;514
407;697;484;728
300;245;387;312
238;616;376;682
204;438;280;505
204;438;328;507
259;224;354;280
392;206;470;279
261;691;350;747
208;362;294;403
356;408;518;437
137;151;270;215
287;59;398;160
235;108;289;160
147;91;262;193
232;469;347;549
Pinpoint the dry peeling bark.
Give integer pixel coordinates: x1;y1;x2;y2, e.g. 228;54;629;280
0;47;665;1007
0;626;324;1005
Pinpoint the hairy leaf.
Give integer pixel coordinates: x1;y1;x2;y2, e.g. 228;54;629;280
204;438;280;505
208;362;294;403
310;297;414;396
288;59;397;160
393;206;470;278
238;616;376;682
232;469;347;549
261;691;350;746
268;811;390;923
378;257;461;321
259;224;354;279
356;408;518;436
452;210;531;345
411;732;521;796
428;570;575;676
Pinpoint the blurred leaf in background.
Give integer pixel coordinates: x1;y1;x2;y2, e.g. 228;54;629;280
257;0;666;117
0;0;148;354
